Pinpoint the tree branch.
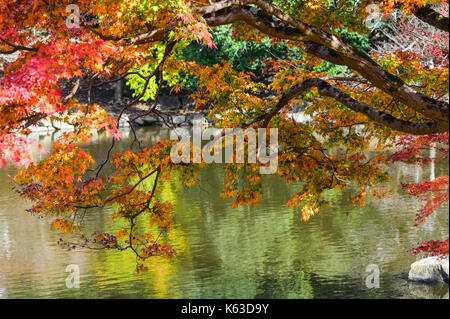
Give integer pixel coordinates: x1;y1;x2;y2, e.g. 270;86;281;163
0;36;38;54
78;0;449;132
201;1;449;130
412;5;449;32
265;78;442;135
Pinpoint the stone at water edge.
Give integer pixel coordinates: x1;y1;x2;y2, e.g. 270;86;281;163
408;256;449;283
118;115;130;128
135;115;159;126
172;115;186;125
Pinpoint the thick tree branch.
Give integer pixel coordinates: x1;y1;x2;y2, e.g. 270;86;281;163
412;5;449;32
128;21;180;45
200;1;448;130
265;78;442;135
0;36;38;54
80;0;448;132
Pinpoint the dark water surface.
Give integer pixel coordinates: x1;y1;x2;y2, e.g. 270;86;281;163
0;127;448;298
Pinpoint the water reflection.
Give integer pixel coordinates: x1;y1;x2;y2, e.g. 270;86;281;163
0;127;448;298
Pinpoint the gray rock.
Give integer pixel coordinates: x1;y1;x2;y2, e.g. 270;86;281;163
135;115;159;126
134;117;144;126
118;115;130;127
188;114;206;126
408;256;449;283
172;115;186;125
143;115;159;124
179;121;191;127
286;112;311;123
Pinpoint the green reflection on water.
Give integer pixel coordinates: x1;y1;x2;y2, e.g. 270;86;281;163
0;127;448;299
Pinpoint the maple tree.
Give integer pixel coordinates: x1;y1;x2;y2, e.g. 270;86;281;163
0;0;448;272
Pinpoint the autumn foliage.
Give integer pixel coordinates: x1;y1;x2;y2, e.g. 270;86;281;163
0;0;448;271
391;133;449;256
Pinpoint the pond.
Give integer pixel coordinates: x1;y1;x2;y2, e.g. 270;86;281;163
0;127;448;299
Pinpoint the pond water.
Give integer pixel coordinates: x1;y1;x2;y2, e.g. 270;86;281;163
0;127;448;299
